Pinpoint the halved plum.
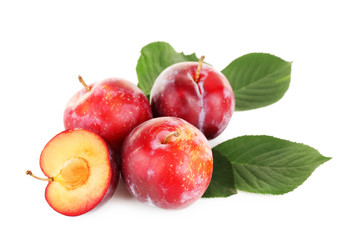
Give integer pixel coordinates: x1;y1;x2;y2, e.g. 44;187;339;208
27;129;119;216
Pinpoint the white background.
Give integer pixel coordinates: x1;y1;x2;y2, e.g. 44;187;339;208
1;0;346;239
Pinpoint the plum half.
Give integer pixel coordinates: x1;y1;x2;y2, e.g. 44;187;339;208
27;129;119;216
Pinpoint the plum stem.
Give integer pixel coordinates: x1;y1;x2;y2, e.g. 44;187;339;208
78;75;91;91
163;131;180;144
26;170;53;182
195;56;205;82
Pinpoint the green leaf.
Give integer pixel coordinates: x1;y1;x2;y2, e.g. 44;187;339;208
222;53;292;111
213;135;331;194
136;41;199;97
202;149;237;198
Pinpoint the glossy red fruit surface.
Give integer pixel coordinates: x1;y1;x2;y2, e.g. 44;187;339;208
150;62;235;139
121;117;213;209
64;78;152;153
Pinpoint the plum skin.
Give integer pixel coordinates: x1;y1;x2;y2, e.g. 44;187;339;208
120;117;213;209
64;78;153;153
150;62;235;139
